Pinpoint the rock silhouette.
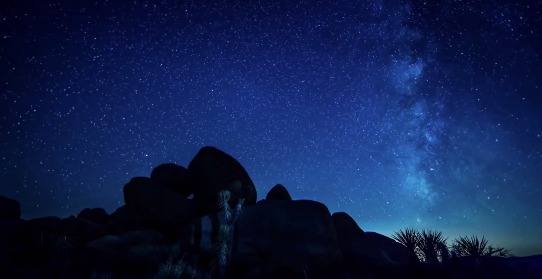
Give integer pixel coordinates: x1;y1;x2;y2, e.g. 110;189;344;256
230;199;342;278
188;146;257;214
265;184;292;201
0;195;20;220
332;212;364;238
0;146;540;278
78;208;110;225
333;212;409;276
150;163;193;197
122;176;196;235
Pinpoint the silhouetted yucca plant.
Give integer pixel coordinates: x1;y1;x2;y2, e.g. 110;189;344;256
393;228;420;262
418;230;447;264
452;235;511;257
486;245;511;257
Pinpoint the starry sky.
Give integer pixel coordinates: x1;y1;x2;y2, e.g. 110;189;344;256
1;0;541;255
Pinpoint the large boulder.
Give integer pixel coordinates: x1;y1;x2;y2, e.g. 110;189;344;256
122;177;197;235
188;146;257;214
332;212;364;240
357;232;410;266
0;195;21;220
229;200;343;278
332;212;409;276
265;184;292;201
150;163;192;197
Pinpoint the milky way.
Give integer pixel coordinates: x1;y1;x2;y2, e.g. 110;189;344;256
1;1;541;255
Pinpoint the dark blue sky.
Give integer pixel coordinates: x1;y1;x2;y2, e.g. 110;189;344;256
1;0;541;255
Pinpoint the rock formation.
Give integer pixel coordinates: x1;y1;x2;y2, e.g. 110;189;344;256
0;146;539;278
188;146;257;214
0;195;21;220
265;184;292;201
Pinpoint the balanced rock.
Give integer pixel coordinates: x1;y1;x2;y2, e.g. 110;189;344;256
0;195;21;220
229;200;343;278
122;177;196;233
188;146;257;214
150;163;192;197
265;184;292;201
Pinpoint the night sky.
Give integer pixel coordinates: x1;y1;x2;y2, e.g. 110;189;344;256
1;1;541;255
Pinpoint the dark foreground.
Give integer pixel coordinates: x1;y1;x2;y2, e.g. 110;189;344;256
1;147;541;278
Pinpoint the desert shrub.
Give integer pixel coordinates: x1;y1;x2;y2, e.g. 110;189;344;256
393;228;421;262
452;235;511;257
418;230;447;264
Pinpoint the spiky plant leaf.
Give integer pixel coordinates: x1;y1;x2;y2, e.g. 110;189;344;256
452;235;511;257
418;230;447;264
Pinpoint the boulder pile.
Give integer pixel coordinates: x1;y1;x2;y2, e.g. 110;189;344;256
0;146;539;278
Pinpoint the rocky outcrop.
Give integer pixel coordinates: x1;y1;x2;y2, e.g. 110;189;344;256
188;146;257;214
122;177;196;235
2;146;540;279
357;232;410;266
332;212;409;277
332;212;364;239
265;184;292;201
150;163;193;197
229;200;343;278
0;195;21;220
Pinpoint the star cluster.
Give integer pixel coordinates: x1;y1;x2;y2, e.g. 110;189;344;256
1;0;541;255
